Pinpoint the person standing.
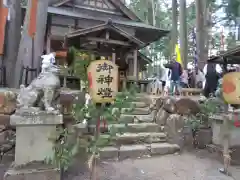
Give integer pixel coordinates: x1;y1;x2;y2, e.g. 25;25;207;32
203;63;222;97
181;69;188;88
195;68;205;89
169;58;183;95
160;65;169;92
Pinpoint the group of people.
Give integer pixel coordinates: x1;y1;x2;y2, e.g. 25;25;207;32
158;56;225;97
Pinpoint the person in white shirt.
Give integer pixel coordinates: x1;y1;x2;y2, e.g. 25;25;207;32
180;69;188;88
195;68;205;89
160;66;169;91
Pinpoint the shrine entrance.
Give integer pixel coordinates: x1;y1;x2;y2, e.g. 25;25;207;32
65;19;145;91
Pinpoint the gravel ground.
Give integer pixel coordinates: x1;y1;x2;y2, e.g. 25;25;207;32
1;150;240;180
63;150;240;180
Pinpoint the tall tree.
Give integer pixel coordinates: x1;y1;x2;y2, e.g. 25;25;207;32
14;0;49;87
195;0;207;69
171;0;178;58
3;0;22;87
179;0;188;69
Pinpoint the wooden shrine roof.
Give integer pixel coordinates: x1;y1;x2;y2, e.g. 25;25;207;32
22;0;169;45
46;6;169;45
208;46;240;64
48;7;170;46
66;19;145;49
49;0;141;22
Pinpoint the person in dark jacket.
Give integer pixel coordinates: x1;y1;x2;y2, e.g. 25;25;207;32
169;58;183;95
203;63;222;97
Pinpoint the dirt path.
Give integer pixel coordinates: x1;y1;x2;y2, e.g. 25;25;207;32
63;150;240;180
1;150;240;180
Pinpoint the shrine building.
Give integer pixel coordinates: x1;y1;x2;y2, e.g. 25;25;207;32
28;0;169;90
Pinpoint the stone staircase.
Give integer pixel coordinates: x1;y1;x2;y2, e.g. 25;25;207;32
98;93;180;160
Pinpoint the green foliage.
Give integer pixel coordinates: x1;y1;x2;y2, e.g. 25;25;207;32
46;127;80;171
186;99;222;130
21;0;28;6
221;0;240;24
73;85;137;124
128;0;172;62
47;49;137;171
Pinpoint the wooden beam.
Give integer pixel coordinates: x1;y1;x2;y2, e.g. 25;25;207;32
85;37;131;46
64;4;123;15
46;15;52;53
52;0;72;7
133;49;138;80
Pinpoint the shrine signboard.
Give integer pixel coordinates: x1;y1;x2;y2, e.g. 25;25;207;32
222;72;240;104
87;60;118;103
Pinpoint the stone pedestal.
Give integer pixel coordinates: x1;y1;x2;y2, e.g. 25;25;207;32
4;110;63;180
10;110;63;166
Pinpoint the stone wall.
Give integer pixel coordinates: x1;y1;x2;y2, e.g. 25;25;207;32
152;97;201;149
0;89;18;163
0;88;84;165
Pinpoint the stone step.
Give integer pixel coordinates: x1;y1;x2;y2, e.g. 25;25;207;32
89;123;160;133
100;132;166;145
132;102;149;108
118;102;148;109
135;96;150;102
111;123;159;133
119;114;154;123
100;143;180;160
123;107;150;115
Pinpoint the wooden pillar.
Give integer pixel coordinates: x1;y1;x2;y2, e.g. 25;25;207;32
112;52;116;63
46;15;52;54
133;49;138;80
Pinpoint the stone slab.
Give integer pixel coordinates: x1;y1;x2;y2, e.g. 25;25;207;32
119;114;135;123
11;112;63;166
150;143;180;155
132;102;148;108
123;108;150;115
99;143;180;160
116;132;166;144
119;123;159;133
10;113;63;126
119;114;154;123
99;146;119;159
119;144;150;160
4;166;60;180
15;125;56;166
134;114;154;122
90;123;159;133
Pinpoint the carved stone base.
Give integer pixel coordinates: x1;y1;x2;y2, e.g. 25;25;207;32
4;164;60;180
10;111;63;166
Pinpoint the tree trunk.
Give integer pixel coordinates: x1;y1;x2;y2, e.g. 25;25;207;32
147;0;155;73
204;6;211;62
196;0;207;70
171;0;178;58
14;0;49;87
179;0;188;69
3;0;22;88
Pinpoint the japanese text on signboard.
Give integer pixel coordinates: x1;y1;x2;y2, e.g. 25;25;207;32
87;60;118;103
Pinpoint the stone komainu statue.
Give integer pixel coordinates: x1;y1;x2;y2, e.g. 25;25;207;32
16;53;61;113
